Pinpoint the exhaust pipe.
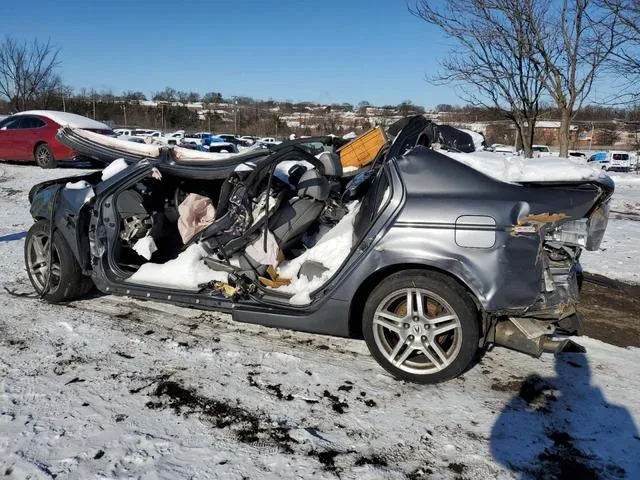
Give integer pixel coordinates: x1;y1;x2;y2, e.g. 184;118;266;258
493;317;586;357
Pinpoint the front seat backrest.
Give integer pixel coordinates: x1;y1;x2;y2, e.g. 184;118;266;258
269;169;329;251
296;169;330;201
317;151;343;177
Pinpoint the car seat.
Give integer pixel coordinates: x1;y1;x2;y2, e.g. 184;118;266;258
269;168;330;251
316;151;343;177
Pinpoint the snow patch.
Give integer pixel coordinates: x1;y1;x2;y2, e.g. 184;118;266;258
101;158;128;181
127;244;227;291
132;235;157;261
275;203;360;305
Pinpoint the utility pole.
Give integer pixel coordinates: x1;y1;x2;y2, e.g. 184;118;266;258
92;99;96;119
62;95;66;112
234;99;238;136
122;104;127;126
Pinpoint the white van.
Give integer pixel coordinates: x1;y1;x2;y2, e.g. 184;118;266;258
587;151;631;172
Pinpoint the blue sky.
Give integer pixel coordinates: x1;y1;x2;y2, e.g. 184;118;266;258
2;0;459;107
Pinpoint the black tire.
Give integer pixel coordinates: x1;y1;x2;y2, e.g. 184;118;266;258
34;143;56;169
24;220;93;303
362;270;480;384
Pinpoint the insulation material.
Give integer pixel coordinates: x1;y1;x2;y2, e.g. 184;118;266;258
127;244;227;291
101;158;129;181
245;230;279;266
132;234;157;260
177;194;216;243
274;202;360;305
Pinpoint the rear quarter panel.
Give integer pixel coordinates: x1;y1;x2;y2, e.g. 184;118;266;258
337;147;604;314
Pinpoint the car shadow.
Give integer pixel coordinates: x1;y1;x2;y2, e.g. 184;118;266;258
490;352;639;479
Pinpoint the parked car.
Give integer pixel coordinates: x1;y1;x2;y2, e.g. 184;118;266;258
114;128;133;137
0;111;114;168
568;151;587;159
531;145;554;157
587;151;631;172
258;137;281;147
26;116;613;383
239;135;257;145
486;143;517;154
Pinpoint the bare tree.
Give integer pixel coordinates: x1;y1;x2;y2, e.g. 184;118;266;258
600;0;640;97
0;37;61;111
527;0;620;156
412;1;548;157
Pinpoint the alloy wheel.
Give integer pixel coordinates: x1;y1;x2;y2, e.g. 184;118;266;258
26;231;61;292
372;288;463;375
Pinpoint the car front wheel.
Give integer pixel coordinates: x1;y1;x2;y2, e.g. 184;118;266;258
25;220;93;302
34;143;56;169
363;270;480;384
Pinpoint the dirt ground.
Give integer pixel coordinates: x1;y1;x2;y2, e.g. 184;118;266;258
579;273;640;348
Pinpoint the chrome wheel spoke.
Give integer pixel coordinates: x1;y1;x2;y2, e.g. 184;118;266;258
415;289;424;317
406;289;414;316
388;337;413;366
420;338;445;371
392;342;415;367
50;264;61;277
431;321;457;337
373;312;403;333
32;236;46;258
430;340;449;365
425;314;456;326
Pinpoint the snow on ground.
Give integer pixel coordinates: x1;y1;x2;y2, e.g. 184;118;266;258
581;173;640;284
1;162;639;479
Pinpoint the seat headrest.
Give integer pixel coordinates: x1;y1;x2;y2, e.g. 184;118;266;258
317;151;343;177
297;169;329;201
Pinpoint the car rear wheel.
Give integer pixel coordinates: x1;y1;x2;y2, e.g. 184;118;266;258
363;270;479;384
34;143;56;169
25;220;93;303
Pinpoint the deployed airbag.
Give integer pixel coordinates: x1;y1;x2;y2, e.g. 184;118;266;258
178;194;216;243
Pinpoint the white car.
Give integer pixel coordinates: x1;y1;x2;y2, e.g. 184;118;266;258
531;145;555;157
490;144;517;154
258;137;281;147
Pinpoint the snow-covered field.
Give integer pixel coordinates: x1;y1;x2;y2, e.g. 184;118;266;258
580;174;640;284
1;163;639;479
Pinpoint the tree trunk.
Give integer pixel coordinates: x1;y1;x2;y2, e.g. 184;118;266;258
514;120;534;158
559;109;571;157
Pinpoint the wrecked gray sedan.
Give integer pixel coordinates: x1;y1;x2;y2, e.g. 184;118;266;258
24;116;614;383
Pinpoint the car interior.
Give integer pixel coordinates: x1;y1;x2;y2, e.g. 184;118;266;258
108;146;384;299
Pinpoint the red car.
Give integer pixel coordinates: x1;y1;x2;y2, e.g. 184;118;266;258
0;110;113;168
